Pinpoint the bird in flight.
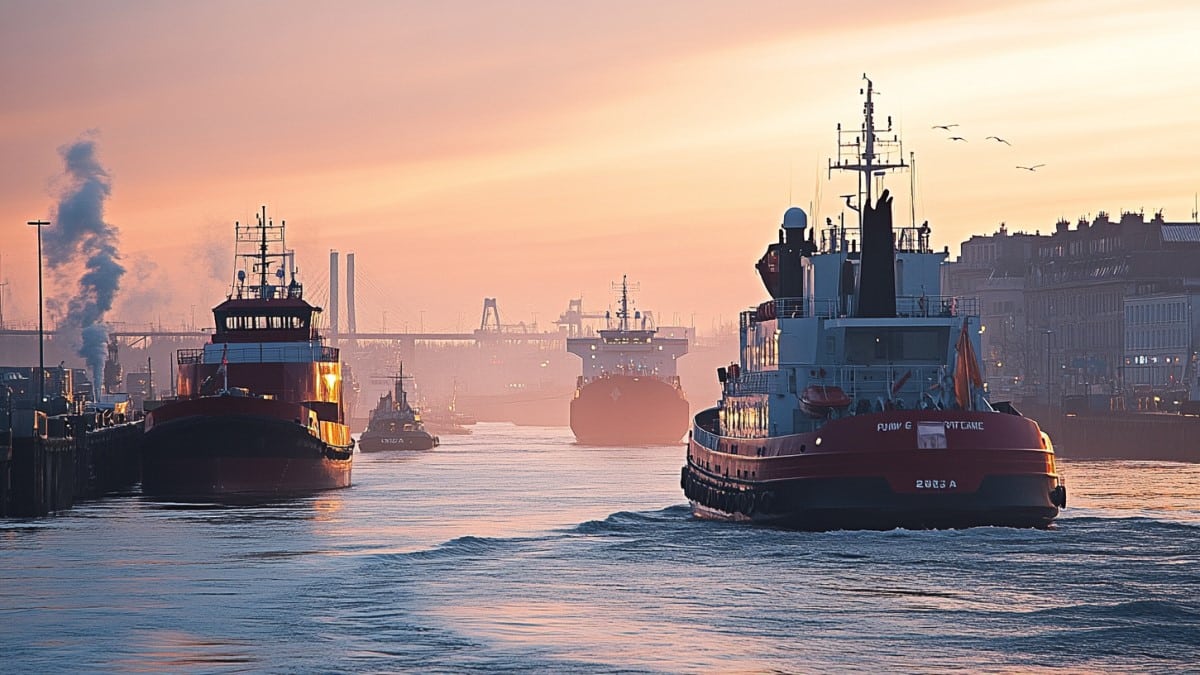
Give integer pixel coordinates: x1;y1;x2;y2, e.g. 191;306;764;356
948;136;967;142
986;136;1011;145
1016;164;1046;171
932;124;959;131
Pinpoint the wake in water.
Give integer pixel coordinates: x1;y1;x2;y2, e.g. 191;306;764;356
3;428;1199;672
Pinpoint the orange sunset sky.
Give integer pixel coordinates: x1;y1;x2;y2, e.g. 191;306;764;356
1;0;1198;339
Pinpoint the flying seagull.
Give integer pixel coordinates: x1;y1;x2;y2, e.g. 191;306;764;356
948;136;967;142
1016;164;1046;171
986;136;1011;145
932;124;959;131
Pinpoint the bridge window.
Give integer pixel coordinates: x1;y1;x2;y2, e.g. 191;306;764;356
221;314;308;330
845;327;949;364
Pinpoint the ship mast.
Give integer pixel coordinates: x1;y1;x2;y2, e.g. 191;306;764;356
609;274;643;332
619;275;629;332
258;205;269;296
828;74;908;242
232;205;290;300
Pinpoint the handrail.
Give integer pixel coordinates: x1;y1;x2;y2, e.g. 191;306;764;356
177;344;339;365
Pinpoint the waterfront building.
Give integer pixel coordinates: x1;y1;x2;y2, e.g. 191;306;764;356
945;211;1200;403
941;223;1041;398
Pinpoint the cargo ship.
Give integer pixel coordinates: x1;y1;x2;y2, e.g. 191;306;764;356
682;77;1066;530
142;207;354;497
358;366;439;451
567;277;689;445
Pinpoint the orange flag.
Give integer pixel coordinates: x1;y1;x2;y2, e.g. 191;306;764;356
954;319;984;409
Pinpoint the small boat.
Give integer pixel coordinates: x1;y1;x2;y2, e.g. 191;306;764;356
420;380;474;436
359;365;439;452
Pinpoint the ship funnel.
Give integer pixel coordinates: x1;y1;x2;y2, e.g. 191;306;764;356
855;189;897;318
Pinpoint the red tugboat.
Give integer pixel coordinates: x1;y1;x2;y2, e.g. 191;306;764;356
567;277;689;445
142;207;353;497
682;77;1066;529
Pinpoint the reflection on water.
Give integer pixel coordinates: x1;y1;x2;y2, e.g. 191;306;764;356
1060;459;1200;522
2;424;1198;671
117;630;258;672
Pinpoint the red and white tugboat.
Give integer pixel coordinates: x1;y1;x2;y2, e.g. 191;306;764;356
142;206;354;497
567;277;689;445
682;77;1066;529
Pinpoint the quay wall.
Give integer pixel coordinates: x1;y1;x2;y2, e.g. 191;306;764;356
0;415;143;518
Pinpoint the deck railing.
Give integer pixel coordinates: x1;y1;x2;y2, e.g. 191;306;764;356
744;295;979;323
177;344;339;365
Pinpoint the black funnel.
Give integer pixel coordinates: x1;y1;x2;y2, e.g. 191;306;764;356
855;189;896;318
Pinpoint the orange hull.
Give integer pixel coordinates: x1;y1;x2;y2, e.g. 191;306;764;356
570;375;688;445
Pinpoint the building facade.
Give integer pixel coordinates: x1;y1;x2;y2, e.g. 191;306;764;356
945;211;1200;403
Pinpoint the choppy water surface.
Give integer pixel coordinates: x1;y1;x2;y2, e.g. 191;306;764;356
3;423;1199;672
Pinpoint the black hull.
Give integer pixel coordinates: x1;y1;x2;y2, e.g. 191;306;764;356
682;466;1060;531
358;431;439;452
142;415;353;497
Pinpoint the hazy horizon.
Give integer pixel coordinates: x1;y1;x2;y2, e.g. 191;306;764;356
2;0;1198;343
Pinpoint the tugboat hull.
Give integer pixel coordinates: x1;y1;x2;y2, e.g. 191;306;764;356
684;408;1065;530
358;431;438;452
143;397;353;497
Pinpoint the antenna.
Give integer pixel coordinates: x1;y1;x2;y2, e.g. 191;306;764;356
610;275;641;332
232;205;291;300
827;74;908;241
909;151;917;229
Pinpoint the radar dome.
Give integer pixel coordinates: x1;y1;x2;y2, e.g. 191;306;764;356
782;207;808;230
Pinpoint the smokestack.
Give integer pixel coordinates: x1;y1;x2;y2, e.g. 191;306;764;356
44;138;125;386
329;250;340;341
346;252;356;336
855;189;897;318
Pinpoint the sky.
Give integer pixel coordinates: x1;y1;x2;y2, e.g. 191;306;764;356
1;0;1198;341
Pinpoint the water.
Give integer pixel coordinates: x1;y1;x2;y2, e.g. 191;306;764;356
3;423;1199;672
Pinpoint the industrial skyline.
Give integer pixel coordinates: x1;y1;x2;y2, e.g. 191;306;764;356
2;0;1198;339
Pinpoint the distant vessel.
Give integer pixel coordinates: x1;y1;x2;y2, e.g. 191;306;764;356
566;277;689;445
682;77;1065;530
142;207;354;497
421;381;474;436
358;365;439;451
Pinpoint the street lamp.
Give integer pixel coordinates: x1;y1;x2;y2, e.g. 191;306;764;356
27;219;49;410
1041;329;1054;407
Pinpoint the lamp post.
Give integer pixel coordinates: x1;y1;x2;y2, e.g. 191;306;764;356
27;219;49;411
1041;329;1054;408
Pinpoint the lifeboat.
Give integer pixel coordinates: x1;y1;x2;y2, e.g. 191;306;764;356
799;385;852;418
